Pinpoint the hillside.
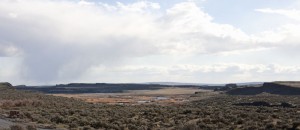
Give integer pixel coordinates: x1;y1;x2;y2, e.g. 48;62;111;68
227;81;300;95
274;81;300;88
0;82;14;90
1;82;300;129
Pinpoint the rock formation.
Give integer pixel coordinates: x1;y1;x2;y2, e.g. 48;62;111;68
227;81;300;95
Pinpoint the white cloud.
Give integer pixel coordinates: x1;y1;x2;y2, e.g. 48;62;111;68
253;8;300;50
77;63;300;83
0;41;22;57
116;1;160;13
0;1;300;84
8;12;18;18
78;0;95;6
0;58;24;84
255;8;300;21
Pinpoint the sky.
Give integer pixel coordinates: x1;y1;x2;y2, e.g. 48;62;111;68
1;0;300;85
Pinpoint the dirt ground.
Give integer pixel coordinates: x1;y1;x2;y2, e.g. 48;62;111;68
0;118;13;129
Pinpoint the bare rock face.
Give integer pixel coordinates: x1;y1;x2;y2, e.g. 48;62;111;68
0;82;14;90
227;82;300;95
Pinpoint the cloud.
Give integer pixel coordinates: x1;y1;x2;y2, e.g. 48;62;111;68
0;58;23;84
0;0;164;83
254;8;300;52
0;1;300;84
0;43;21;57
255;8;300;21
77;63;300;83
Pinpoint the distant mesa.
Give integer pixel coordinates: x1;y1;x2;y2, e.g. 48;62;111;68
10;81;300;95
227;81;300;95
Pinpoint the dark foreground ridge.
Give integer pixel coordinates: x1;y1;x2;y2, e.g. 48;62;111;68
227;81;300;95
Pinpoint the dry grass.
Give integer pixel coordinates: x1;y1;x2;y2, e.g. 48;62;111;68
125;87;205;95
1;86;300;130
51;87;210;104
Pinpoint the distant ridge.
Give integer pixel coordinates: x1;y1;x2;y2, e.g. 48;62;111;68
15;83;210;94
273;81;300;88
146;82;214;86
227;81;300;95
146;82;262;86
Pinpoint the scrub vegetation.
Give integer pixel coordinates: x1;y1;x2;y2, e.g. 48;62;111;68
0;83;300;130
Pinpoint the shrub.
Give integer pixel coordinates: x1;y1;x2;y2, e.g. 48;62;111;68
69;122;78;128
10;125;25;130
26;125;37;130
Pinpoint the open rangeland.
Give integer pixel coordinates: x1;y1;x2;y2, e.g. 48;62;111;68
51;87;214;105
1;83;300;130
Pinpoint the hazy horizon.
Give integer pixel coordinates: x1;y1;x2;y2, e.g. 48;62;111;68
1;0;300;85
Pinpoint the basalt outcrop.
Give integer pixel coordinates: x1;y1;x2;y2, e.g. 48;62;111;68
227;81;300;95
